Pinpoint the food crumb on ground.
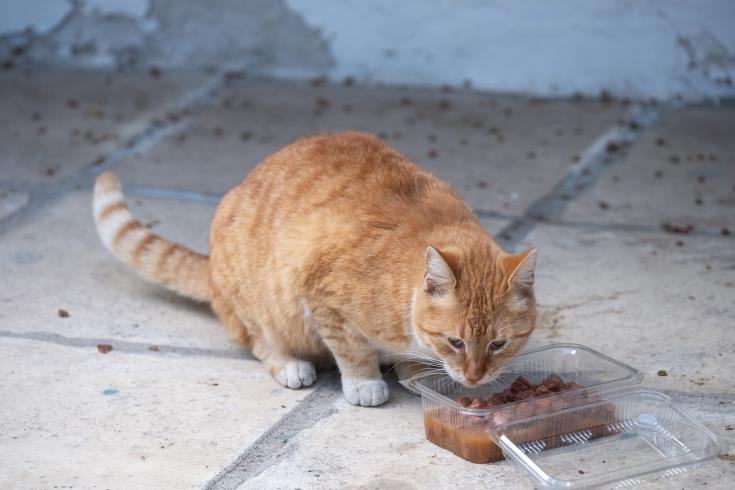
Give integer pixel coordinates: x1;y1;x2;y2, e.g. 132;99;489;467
657;370;668;376
719;454;735;462
58;308;70;318
661;222;693;235
148;344;159;351
97;344;113;354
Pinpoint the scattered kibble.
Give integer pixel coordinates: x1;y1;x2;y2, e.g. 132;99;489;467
148;344;159;351
315;97;330;109
661;222;693;235
57;309;70;318
310;76;326;87
97;344;113;354
657;370;668;376
598;201;610;210
722;228;731;236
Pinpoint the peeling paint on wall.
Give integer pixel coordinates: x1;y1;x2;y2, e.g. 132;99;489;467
678;32;735;86
1;0;332;75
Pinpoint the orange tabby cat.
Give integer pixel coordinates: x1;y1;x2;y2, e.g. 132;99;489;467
93;131;537;407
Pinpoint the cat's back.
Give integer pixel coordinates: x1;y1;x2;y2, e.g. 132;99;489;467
213;131;460;233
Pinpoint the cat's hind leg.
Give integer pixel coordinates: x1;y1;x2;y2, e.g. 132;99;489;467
210;287;254;348
318;321;389;407
211;289;316;388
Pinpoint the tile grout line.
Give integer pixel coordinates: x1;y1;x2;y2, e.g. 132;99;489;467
495;102;670;250
201;372;342;490
0;330;254;360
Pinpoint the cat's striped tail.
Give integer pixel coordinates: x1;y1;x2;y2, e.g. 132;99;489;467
92;172;211;302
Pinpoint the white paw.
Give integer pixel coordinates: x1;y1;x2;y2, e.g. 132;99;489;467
342;377;389;407
274;360;317;389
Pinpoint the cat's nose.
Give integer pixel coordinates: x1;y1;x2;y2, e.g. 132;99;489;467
465;372;482;384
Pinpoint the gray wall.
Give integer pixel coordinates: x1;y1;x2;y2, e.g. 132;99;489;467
2;0;734;100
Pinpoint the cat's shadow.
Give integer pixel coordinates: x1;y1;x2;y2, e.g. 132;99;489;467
149;286;214;317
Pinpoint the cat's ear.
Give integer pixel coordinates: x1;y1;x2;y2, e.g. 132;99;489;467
502;248;537;290
424;246;457;297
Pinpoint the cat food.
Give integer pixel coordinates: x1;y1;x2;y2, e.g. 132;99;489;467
424;374;617;464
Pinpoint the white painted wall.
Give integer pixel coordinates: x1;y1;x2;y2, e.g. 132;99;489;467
0;0;71;34
2;0;734;100
286;0;735;99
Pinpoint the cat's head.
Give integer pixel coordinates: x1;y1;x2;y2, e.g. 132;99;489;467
412;245;537;387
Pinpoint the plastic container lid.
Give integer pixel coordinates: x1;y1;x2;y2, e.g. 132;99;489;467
493;388;722;488
403;343;722;488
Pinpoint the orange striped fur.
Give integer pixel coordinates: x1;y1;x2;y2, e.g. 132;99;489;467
92;132;537;407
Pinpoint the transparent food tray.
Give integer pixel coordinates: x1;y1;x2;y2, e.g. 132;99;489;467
402;343;721;488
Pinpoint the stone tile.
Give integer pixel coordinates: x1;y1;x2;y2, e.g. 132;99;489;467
0;68;207;190
0;190;236;349
562;106;735;233
114;79;626;215
521;224;735;393
0;338;309;489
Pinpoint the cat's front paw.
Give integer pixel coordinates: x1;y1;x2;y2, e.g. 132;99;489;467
274;360;317;389
342;377;389;407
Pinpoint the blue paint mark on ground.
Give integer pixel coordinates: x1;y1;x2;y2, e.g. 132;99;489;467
103;388;119;395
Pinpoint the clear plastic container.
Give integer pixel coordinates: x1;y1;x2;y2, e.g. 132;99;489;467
401;343;722;488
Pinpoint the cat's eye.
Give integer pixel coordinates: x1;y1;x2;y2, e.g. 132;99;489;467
448;337;465;349
489;339;507;351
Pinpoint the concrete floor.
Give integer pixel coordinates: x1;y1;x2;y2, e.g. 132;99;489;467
1;67;734;489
